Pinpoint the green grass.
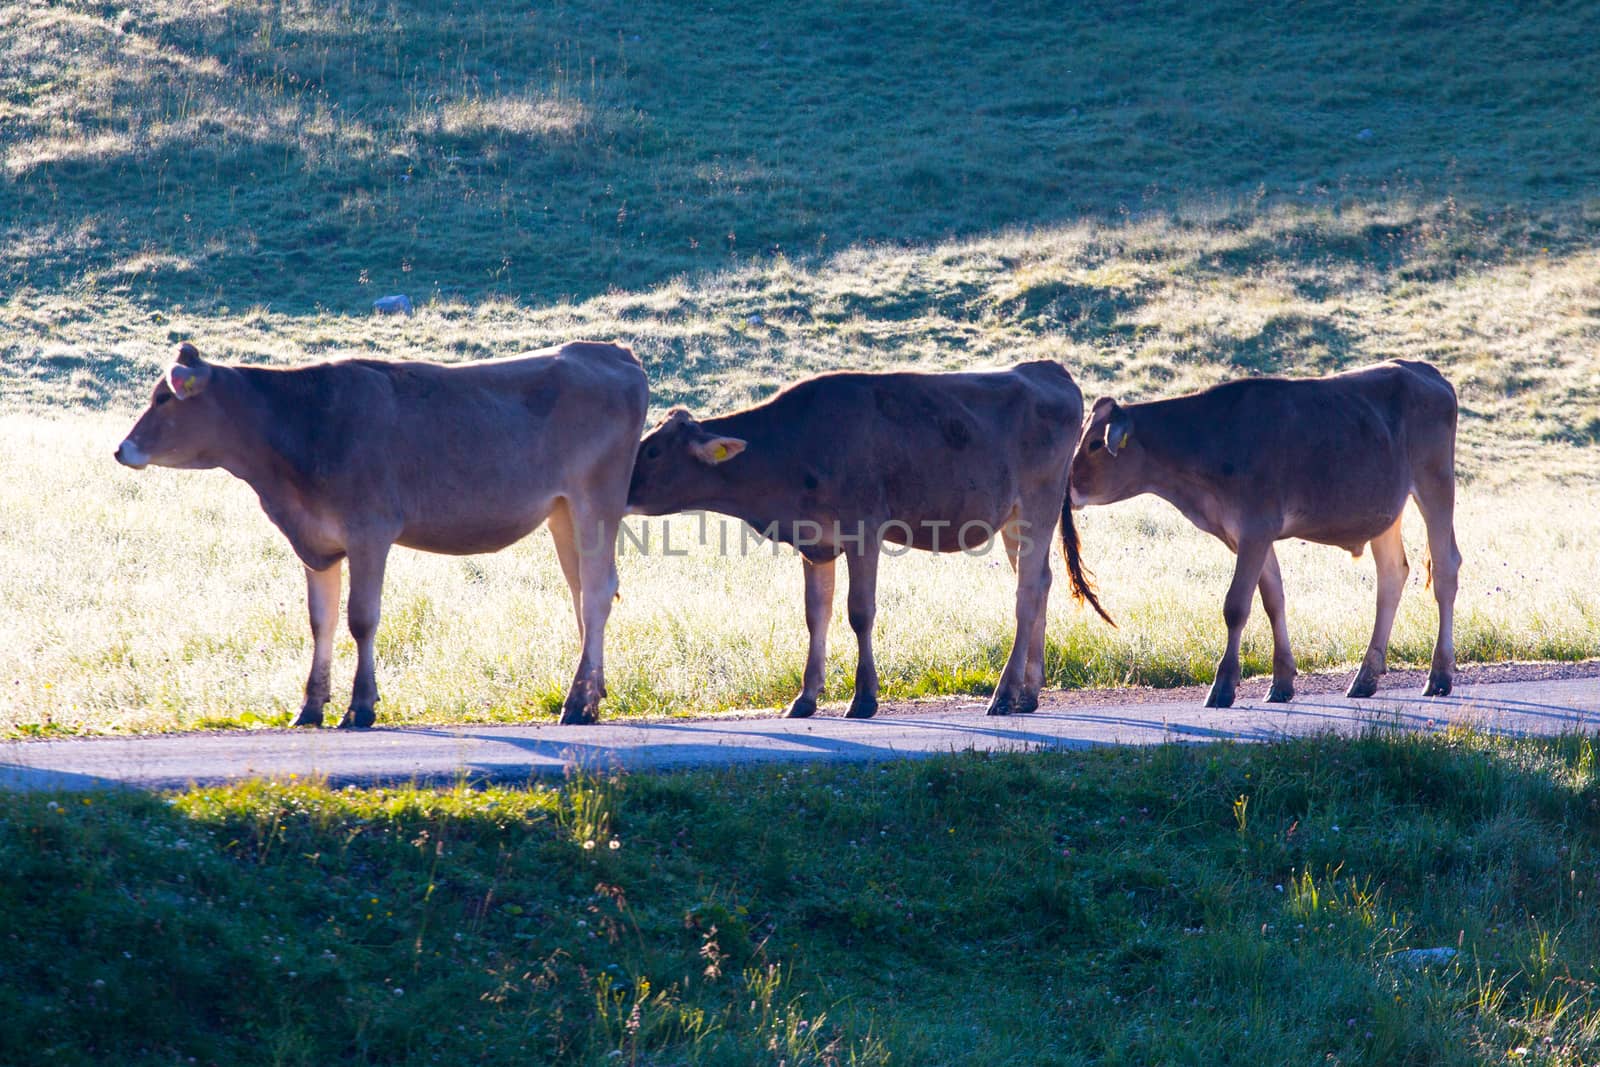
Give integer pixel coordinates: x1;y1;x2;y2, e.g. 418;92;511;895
5;731;1600;1064
5;1;1600;311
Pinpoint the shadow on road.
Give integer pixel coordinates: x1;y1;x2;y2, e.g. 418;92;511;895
3;680;1596;794
0;763;130;792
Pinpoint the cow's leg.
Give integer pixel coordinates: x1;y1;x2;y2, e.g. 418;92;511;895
1414;479;1461;697
1257;546;1297;703
559;509;620;725
991;517;1051;715
339;543;391;729
1024;577;1052;709
1347;518;1408;699
1005;519;1052;707
786;556;836;718
293;560;342;727
547;498;585;642
1207;537;1271;709
844;546;880;719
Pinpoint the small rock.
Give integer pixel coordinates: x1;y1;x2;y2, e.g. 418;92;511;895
373;294;413;315
1356;128;1375;142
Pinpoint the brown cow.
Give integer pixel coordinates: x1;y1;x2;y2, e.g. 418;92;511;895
115;340;647;727
1069;359;1461;708
626;362;1112;718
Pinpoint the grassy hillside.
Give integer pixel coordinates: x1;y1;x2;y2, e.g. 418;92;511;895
4;0;1600;311
2;0;1597;733
5;733;1600;1064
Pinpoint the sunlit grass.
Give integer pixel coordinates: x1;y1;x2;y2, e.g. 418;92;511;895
4;411;1594;735
4;195;1597;735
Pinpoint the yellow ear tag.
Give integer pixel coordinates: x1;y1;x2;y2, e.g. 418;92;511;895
713;443;729;461
1117;431;1130;451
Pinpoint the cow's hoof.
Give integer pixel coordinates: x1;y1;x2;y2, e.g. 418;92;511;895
784;696;817;719
559;691;598;725
1014;691;1040;715
1204;681;1235;709
1266;683;1294;704
338;706;376;730
845;696;878;719
558;678;601;724
986;692;1018;716
1346;675;1378;699
291;707;324;728
1423;673;1452;698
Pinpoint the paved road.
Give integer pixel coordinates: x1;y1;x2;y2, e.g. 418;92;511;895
4;677;1597;793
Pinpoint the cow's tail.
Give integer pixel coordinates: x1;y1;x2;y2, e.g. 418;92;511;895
1061;493;1115;627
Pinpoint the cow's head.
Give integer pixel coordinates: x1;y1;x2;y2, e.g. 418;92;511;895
1069;396;1139;508
114;342;225;470
626;408;746;516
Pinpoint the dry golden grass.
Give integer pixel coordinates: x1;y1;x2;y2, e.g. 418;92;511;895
3;402;1595;735
7;197;1598;479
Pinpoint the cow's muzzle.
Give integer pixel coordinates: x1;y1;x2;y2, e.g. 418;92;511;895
115;440;149;470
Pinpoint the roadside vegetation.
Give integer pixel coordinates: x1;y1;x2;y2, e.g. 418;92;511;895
5;731;1600;1064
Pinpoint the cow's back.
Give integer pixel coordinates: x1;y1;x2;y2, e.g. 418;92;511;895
1377;359;1458;473
717;361;1082;529
1301;360;1457;485
766;360;1077;449
1146;361;1455;545
244;342;646;551
332;342;642;477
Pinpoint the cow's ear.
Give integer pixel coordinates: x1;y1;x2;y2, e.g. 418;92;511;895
689;436;746;465
175;342;205;367
168;360;212;400
1103;408;1132;457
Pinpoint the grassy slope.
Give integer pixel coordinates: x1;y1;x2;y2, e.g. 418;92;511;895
3;1;1599;311
4;732;1600;1064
